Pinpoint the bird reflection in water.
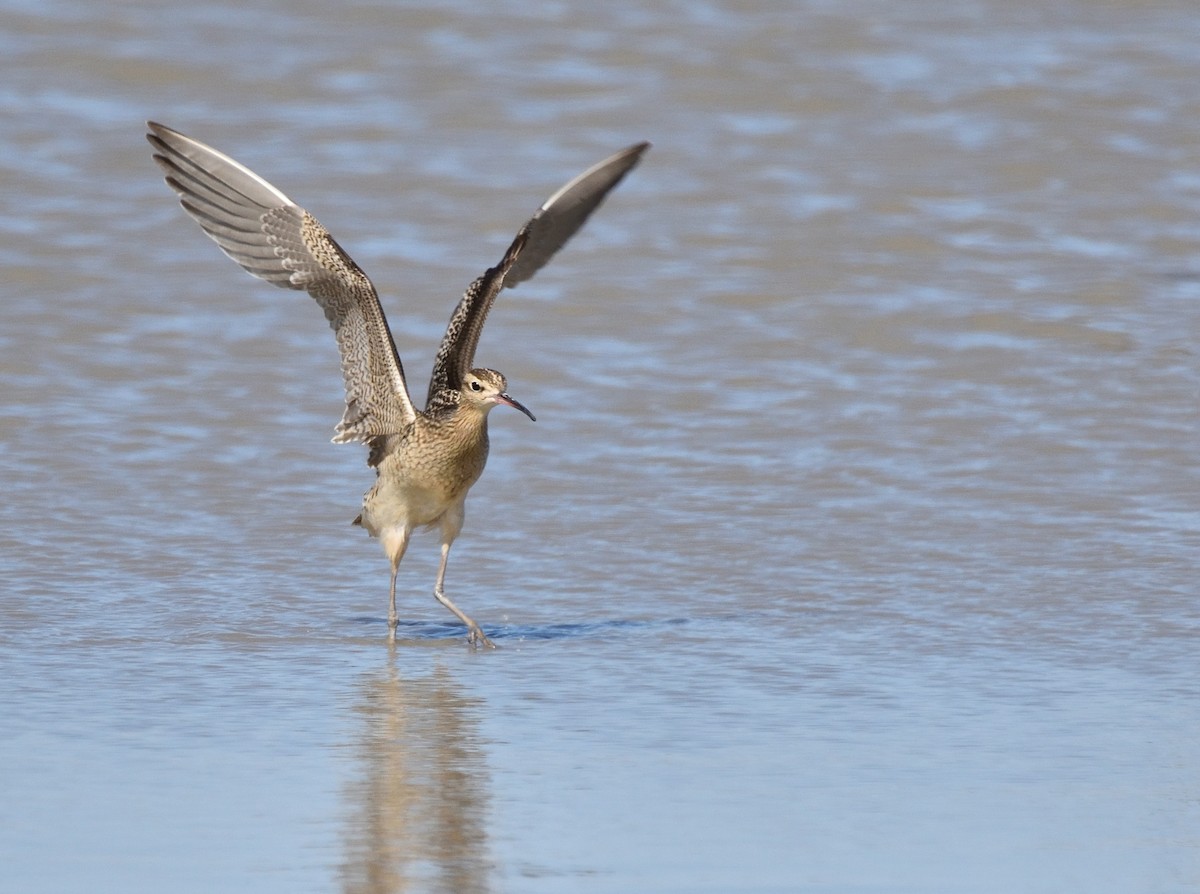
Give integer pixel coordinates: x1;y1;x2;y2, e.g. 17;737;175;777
340;652;490;894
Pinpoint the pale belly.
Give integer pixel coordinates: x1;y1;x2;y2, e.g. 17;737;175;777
357;448;487;535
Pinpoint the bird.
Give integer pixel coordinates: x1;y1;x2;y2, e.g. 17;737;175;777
147;122;648;647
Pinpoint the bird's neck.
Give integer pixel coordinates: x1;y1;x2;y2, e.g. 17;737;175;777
441;403;490;447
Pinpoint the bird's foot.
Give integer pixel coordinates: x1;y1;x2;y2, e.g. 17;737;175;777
434;585;496;649
467;624;496;650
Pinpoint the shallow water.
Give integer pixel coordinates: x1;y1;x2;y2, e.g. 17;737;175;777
2;0;1198;891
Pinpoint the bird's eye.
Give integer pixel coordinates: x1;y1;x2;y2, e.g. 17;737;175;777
469;380;483;392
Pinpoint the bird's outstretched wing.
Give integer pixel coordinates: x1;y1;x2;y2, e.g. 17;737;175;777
427;141;650;406
147;121;418;442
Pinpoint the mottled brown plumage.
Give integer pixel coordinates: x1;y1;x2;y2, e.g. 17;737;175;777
147;121;648;646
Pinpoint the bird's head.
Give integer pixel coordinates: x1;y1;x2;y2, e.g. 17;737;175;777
461;368;536;421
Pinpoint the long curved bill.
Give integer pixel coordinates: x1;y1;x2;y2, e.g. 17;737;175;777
498;392;536;422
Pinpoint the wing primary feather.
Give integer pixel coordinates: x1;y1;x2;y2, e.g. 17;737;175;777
147;121;419;435
505;141;649;287
426;141;649;404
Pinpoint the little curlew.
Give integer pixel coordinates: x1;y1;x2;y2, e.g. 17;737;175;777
147;122;648;647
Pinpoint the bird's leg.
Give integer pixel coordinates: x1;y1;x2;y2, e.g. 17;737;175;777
381;526;411;638
434;540;495;649
388;561;399;632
